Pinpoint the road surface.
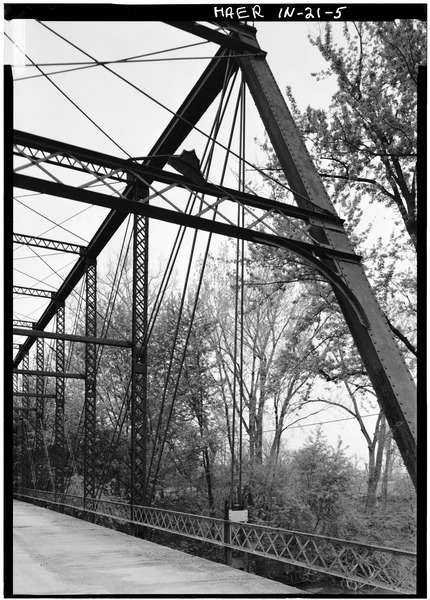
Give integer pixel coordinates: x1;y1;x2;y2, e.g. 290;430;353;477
12;500;305;595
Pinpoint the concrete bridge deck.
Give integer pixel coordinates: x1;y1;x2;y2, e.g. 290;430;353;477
12;500;304;596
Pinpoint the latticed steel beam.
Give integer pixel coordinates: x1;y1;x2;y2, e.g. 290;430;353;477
130;184;149;507
22;351;30;395
14;369;85;379
13;286;55;299
22;352;30;395
34;338;46;487
13;371;19;394
13;320;35;328
20;352;31;487
54;301;66;493
13;393;56;398
13;49;236;369
84;258;97;502
234;24;417;486
13;327;131;347
13;371;20;486
13;233;85;255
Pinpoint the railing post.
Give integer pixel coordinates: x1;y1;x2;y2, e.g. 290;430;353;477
228;506;248;570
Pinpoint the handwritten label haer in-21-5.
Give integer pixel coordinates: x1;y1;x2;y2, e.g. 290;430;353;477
213;6;348;20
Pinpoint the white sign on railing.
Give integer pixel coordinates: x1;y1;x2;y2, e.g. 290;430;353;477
229;509;248;523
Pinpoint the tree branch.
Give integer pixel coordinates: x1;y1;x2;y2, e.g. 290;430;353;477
383;312;417;356
318;171;396;200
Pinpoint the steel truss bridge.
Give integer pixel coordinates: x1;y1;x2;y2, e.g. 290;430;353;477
10;20;417;594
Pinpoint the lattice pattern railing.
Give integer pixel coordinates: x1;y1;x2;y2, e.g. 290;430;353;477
14;489;416;593
132;503;225;545
229;521;416;593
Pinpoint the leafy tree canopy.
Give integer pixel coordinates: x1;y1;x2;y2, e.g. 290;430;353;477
284;20;426;249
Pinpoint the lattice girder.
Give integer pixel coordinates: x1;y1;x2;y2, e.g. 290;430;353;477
84;259;97;501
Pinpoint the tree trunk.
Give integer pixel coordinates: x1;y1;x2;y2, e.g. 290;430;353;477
255;354;267;465
192;388;215;513
202;446;215;513
381;429;393;509
269;428;282;470
248;394;256;470
366;414;386;510
366;445;377;510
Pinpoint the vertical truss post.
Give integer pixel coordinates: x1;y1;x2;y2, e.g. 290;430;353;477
130;180;149;510
84;257;97;505
34;337;46;488
13;372;20;489
21;352;30;487
235;25;417;486
22;351;36;488
54;301;66;495
22;351;29;404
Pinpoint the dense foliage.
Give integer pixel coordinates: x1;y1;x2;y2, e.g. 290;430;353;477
287;20;425;249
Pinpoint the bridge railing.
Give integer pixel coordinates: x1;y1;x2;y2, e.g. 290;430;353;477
228;520;416;593
14;489;416;594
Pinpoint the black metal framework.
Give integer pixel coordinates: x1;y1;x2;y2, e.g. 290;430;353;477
14;393;56;398
13;286;55;299
84;258;97;502
11;21;416;514
13;233;85;255
54;302;66;493
13;319;35;328
13;165;369;330
12;45;236;370
14;369;85;379
34;338;45;488
21;352;30;487
130;184;149;507
18;352;36;488
13;372;20;487
13;327;131;347
13;372;18;396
